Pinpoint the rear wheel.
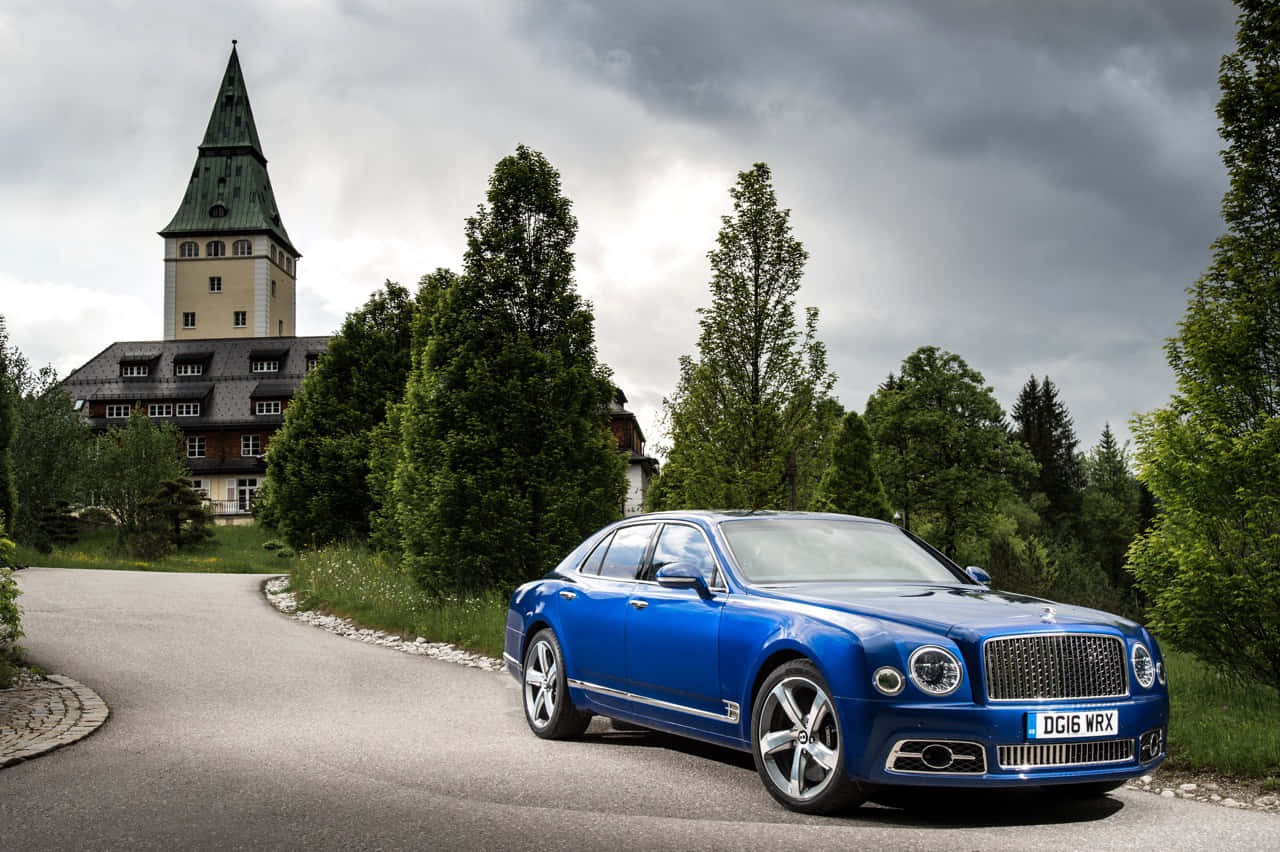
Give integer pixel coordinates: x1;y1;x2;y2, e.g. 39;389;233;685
522;629;590;739
750;660;865;814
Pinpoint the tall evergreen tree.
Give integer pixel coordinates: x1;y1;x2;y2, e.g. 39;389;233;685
1130;0;1280;690
0;318;18;536
1011;375;1083;530
262;281;417;548
651;163;836;510
812;410;891;520
1080;424;1141;593
865;347;1036;557
395;146;625;595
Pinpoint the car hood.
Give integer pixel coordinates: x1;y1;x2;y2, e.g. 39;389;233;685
755;582;1140;638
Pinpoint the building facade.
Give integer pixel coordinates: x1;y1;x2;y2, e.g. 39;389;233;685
63;44;323;521
608;389;659;515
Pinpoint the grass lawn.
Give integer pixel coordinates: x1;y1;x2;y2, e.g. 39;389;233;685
287;544;507;659
13;524;295;574
1163;648;1280;782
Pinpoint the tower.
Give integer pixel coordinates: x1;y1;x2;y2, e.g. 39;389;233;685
160;42;299;340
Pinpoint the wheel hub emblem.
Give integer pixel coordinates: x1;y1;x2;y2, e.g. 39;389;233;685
797;730;809;745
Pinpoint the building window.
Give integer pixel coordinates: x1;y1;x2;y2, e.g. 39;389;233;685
174;363;203;376
241;434;262;457
183;312;196;329
306;354;320;372
147;403;173;417
187;436;206;459
120;364;149;377
234;311;247;328
278;320;284;336
270;279;276;298
189;479;209;498
176;402;201;417
106;404;131;418
209;276;222;292
251;360;279;373
255;400;281;415
270;245;277;262
233;239;251;256
209;204;227;218
179;241;199;258
207;240;226;257
286;257;293;273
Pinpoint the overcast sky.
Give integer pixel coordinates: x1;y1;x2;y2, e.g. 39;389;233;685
1;0;1240;459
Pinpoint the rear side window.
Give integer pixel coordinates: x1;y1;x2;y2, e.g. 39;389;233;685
598;525;654;580
579;533;613;576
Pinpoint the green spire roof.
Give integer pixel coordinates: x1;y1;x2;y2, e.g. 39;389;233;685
160;43;298;256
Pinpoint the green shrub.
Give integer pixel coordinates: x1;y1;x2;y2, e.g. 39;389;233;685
0;536;23;683
262;539;285;551
276;546;296;559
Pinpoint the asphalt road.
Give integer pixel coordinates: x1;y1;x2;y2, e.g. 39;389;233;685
2;568;1275;851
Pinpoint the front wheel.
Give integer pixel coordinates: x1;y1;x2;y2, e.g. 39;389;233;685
522;629;590;739
750;660;865;814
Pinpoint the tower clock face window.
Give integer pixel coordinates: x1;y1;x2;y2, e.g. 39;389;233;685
209;276;222;293
207;240;226;257
179;241;199;258
233;239;251;256
234;311;247;328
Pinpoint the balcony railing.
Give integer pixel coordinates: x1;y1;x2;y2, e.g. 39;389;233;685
205;499;253;516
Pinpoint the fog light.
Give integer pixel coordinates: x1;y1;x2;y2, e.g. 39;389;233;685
873;666;905;696
921;743;954;770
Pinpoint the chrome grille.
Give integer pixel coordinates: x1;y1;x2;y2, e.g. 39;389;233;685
984;633;1127;701
998;739;1134;769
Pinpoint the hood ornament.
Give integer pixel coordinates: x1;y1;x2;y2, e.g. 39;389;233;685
1040;606;1057;623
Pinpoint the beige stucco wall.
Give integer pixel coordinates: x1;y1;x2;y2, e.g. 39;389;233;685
167;235;296;338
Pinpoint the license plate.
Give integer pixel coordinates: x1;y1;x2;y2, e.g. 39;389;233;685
1027;709;1118;740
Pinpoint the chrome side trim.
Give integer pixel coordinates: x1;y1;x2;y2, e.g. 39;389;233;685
567;678;739;724
503;652;521;673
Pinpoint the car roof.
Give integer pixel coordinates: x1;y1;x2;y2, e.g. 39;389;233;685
620;510;899;527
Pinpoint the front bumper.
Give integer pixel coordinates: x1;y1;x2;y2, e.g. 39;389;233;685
837;693;1168;787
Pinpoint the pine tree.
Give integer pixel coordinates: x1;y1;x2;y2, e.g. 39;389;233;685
262;281;416;548
652;163;836;510
1130;0;1280;689
395;146;625;595
1010;375;1082;530
812;410;891;520
1080;424;1141;593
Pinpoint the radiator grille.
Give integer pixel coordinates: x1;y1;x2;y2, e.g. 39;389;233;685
984;634;1127;701
998;739;1134;769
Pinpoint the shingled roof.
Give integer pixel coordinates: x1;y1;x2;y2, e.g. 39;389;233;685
159;43;298;256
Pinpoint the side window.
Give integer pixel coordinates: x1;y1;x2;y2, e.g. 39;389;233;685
598;525;654;580
650;524;719;587
578;534;612;576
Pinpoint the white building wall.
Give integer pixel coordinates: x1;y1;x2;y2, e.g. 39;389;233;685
163;238;177;340
625;464;647;516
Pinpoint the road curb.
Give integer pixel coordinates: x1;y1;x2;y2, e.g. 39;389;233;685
0;674;110;768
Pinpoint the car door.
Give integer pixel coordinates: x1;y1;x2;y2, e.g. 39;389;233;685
555;523;655;695
623;522;728;723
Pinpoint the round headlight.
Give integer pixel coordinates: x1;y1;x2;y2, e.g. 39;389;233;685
908;646;963;697
873;666;905;696
1132;643;1156;689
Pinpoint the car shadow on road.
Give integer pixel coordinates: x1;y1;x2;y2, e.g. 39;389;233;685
581;722;1125;827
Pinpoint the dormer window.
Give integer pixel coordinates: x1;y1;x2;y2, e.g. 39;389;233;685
210;204;227;218
179;241;199;258
207;240;226;257
175;363;203;377
251;360;279;373
306;354;320;372
121;364;149;378
255;400;282;415
233;239;252;256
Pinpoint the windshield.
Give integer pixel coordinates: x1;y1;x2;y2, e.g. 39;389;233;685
719;518;964;584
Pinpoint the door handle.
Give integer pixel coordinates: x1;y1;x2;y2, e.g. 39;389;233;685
629;599;648;610
559;590;577;601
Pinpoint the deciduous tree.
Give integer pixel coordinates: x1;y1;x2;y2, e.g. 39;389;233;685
1129;0;1280;690
89;410;188;553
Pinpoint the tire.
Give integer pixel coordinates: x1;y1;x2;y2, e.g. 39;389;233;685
750;660;865;814
1043;780;1126;799
522;629;591;739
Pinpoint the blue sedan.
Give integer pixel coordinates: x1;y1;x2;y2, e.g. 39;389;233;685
504;511;1169;813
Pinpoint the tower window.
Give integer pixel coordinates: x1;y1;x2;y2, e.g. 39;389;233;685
233;186;240;199
232;239;252;256
234;311;247;328
278;320;284;336
270;245;277;262
207;240;226;257
209;204;227;218
235;165;242;176
209;276;222;293
179;241;199;258
183;312;196;329
271;280;276;298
